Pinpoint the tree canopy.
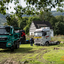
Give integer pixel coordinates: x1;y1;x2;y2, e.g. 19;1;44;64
0;0;64;15
1;0;64;35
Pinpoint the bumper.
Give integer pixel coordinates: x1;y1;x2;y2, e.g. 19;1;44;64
34;41;45;45
0;41;12;48
0;42;7;48
34;42;41;45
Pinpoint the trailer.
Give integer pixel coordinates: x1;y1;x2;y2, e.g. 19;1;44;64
34;27;60;46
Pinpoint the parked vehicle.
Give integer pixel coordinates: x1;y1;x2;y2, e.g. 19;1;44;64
34;27;60;46
0;26;22;51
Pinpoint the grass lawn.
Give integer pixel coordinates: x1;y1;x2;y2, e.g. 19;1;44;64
0;43;64;64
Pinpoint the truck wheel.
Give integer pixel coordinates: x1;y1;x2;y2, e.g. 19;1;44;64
56;41;60;45
45;42;49;46
15;42;19;49
10;45;14;52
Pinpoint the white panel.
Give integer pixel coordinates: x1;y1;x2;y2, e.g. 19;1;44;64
29;22;36;35
50;29;54;37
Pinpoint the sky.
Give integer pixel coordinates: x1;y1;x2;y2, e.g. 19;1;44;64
6;0;58;14
6;0;27;13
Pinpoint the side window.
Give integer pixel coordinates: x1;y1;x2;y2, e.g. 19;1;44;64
43;32;47;36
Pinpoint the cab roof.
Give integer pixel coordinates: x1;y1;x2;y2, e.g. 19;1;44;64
0;26;13;28
35;27;50;32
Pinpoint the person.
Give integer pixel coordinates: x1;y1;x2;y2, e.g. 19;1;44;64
30;38;34;46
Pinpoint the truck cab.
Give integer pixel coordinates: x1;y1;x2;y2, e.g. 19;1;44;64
34;28;51;45
0;26;21;51
34;27;60;46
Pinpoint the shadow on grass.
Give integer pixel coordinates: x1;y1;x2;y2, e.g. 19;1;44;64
35;44;58;46
0;47;34;53
49;43;64;47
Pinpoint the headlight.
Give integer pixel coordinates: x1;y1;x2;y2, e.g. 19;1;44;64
8;43;11;45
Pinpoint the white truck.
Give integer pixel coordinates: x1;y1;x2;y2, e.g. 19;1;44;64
34;27;60;46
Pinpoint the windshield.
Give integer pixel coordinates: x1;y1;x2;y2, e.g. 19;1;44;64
0;28;9;34
34;32;42;36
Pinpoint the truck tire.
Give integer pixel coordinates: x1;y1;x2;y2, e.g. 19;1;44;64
45;41;49;46
10;45;14;52
56;41;60;45
15;42;19;49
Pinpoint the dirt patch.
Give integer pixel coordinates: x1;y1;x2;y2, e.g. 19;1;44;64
53;47;59;50
0;58;29;64
41;48;47;50
0;59;19;64
35;48;47;53
36;49;51;64
27;51;34;53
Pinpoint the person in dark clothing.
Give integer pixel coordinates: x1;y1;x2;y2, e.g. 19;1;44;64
30;38;34;46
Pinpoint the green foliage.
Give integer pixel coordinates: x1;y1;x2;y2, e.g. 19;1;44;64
39;11;53;21
0;0;19;14
54;16;64;35
49;16;57;28
6;15;18;27
55;15;64;22
5;12;64;35
54;22;64;35
24;0;64;12
20;17;28;29
39;12;64;35
24;25;29;34
39;11;57;29
23;16;41;34
0;0;64;16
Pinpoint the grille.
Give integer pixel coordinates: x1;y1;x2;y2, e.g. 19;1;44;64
0;42;7;48
34;39;41;42
0;38;7;41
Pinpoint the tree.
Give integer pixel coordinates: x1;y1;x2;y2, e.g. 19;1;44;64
6;15;18;27
54;21;64;35
0;0;64;15
0;0;19;14
55;15;64;22
24;0;64;12
54;15;64;35
49;16;57;28
39;11;53;21
20;17;28;29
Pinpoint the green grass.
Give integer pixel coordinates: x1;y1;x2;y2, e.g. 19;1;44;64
0;43;64;64
0;35;64;64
